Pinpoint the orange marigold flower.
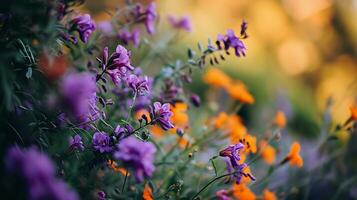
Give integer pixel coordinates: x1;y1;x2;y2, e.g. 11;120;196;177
259;140;276;165
350;105;357;120
262;189;277;200
170;102;189;128
143;184;153;200
203;68;232;89
239;134;257;154
214;112;229;129
226;81;254;104
274;111;286;128
232;184;256;200
150;125;164;138
107;160;129;176
285;142;303;167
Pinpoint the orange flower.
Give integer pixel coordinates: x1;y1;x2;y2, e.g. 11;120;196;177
239;134;257;154
203;68;232;89
350;105;357;120
170;102;189;129
143;184;153;200
213;112;229;129
262;189;277;200
150;125;164;138
38;53;68;81
226;81;254;104
259;140;276;165
232;184;256;200
178;136;190;148
285;142;303;167
134;109;151;122
107;160;129;176
274;111;286;128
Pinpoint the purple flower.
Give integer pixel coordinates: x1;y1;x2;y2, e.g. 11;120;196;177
144;3;157;35
97;191;106;200
168;15;192;32
92;132;112;153
114;137;156;182
114;124;133;139
98;21;113;35
132;3;157;35
5;146;78;200
216;189;231;200
69;134;84;151
60;72;100;125
126;74;150;95
71;14;96;43
150;102;174;131
217;29;246;57
106;45;135;84
219;143;255;184
118;29;140;47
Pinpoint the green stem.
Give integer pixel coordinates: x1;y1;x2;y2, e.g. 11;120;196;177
121;168;129;192
191;172;233;200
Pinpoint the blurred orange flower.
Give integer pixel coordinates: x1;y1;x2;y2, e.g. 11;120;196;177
240;134;257;154
262;189;277;200
170;102;189;129
260;140;276;165
350;105;357;120
213;112;229;128
286;142;303;167
143;184;153;200
38;53;68;81
150;125;164;138
232;184;256;200
134;109;151;122
203;68;232;89
226;81;255;104
274;111;286;128
107;160;129;176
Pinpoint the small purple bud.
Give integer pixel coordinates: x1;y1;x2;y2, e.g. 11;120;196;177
176;128;184;137
103;47;108;65
190;94;201;107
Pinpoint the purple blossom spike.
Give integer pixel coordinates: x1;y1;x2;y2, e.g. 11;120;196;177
106;45;135;84
144;3;157;35
92;132;112;153
69;134;84;151
71;14;96;43
60;72;100;125
150;102;174;131
219;143;255;184
168;15;192;32
114;124;133;139
118;29;140;47
126;74;150;95
5;146;78;200
216;22;248;57
114;137;156;182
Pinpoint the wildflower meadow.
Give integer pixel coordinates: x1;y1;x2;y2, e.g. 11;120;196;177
1;0;357;200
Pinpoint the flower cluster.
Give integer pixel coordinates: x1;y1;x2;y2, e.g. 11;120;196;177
5;146;78;200
216;21;248;57
71;14;96;43
114;137;156;182
60;72;100;125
